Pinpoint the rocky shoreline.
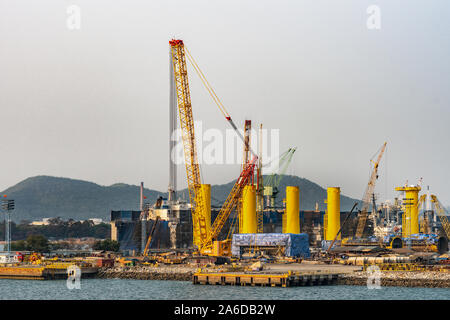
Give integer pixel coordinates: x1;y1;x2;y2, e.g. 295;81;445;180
97;266;204;282
338;271;450;288
97;267;450;288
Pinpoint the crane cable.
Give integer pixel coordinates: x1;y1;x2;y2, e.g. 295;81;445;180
185;46;257;159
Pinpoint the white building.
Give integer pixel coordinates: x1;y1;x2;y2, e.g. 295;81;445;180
30;218;51;226
0;253;19;264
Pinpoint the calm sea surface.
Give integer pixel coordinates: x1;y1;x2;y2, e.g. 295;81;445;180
0;279;449;300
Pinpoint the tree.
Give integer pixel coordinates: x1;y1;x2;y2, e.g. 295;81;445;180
93;239;120;252
11;240;27;251
26;234;49;252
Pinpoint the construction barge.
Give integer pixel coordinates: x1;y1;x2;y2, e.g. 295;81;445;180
193;271;339;287
0;265;99;280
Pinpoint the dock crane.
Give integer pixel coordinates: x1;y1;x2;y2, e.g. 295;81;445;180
355;142;387;238
263;148;296;208
143;216;160;257
169;39;257;255
430;195;450;239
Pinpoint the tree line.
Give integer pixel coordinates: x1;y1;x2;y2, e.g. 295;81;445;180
0;217;110;240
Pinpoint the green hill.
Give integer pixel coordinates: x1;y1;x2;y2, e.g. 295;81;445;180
2;175;361;223
1;176;163;222
179;175;361;210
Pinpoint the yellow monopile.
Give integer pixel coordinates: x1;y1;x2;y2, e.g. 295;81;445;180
285;186;300;234
395;185;421;237
242;185;257;233
326;187;341;241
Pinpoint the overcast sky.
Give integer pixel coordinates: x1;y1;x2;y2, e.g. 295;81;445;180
1;0;449;205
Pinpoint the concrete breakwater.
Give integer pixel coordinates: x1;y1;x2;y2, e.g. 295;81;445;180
338;271;450;288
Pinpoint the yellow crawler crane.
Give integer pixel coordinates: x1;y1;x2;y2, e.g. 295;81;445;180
200;157;257;255
355;142;387;238
169;39;208;247
170;39;258;255
430;195;450;239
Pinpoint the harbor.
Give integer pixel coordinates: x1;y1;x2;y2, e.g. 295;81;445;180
0;2;449;306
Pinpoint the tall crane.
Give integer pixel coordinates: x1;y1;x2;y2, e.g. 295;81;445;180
264;148;296;208
238;120;252;233
430;195;450;239
201;157;257;253
143;216;160;257
170;39;257;255
169;40;209;248
355;142;387;238
256;124;264;233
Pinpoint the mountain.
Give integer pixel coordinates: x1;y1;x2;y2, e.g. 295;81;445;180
2;175;361;223
1;176;163;223
178;175;361;211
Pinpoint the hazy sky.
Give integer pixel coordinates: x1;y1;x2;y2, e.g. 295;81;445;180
1;0;449;204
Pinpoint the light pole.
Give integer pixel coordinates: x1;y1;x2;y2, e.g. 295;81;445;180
1;199;15;253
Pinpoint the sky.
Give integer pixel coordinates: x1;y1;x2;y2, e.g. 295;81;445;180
0;0;449;205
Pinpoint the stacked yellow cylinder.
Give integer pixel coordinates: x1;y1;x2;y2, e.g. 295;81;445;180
395;186;420;237
242;185;257;233
326;187;340;241
201;184;211;237
284;186;300;234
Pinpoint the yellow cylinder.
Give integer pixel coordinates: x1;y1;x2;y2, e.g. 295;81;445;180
395;185;421;237
285;186;300;234
242;185;257;233
201;184;211;236
326;187;340;241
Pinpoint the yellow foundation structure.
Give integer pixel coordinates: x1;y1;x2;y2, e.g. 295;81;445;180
200;184;211;236
284;186;300;234
395;185;421;237
325;187;340;241
242;185;257;233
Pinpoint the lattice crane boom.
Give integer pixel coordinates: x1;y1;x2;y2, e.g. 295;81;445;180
430;195;450;239
169;39;208;247
200;157;257;252
355;142;387;238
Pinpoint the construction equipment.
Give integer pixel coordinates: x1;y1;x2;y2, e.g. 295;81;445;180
256;124;264;233
263;148;297;208
170;39;258;255
326;202;358;254
169;39;210;248
143;216;161;256
355;142;387;238
430;195;450;239
416;194;429;234
201;157;257;254
238;120;252;234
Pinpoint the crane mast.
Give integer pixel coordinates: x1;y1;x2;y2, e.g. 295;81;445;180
238;120;252;233
264;148;296;207
169;40;208;247
355;142;387;238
